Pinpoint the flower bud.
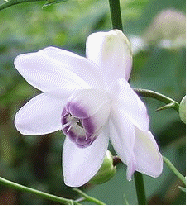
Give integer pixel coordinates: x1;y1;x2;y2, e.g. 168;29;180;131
179;96;186;123
89;150;116;184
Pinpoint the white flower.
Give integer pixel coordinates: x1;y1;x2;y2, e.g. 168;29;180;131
14;30;163;187
143;9;186;49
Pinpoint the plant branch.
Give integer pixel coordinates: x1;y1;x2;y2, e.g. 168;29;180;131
163;156;186;186
0;0;46;11
134;88;179;111
108;0;123;30
0;177;79;205
73;188;106;205
134;172;147;205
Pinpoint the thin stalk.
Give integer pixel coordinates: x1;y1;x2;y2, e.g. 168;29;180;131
134;88;179;111
73;188;106;205
134;172;146;205
0;177;79;205
163;156;186;186
108;0;123;30
0;0;44;11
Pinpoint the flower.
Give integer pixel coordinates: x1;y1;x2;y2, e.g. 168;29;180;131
143;9;186;49
14;30;163;187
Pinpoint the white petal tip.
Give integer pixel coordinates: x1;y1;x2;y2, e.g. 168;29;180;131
63;178;83;188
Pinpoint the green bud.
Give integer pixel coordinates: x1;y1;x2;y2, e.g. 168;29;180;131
179;96;186;123
89;150;116;185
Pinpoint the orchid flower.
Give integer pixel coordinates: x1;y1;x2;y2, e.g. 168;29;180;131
14;30;163;187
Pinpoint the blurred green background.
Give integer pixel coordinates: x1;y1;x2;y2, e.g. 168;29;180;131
0;0;186;204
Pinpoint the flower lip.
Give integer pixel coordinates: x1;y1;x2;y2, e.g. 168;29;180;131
61;102;97;148
67;102;88;118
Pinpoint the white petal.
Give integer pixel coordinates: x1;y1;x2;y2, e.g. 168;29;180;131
111;79;149;131
86;30;132;84
42;47;105;89
15;93;65;135
110;107;136;180
63;131;109;187
134;127;163;177
14;50;89;95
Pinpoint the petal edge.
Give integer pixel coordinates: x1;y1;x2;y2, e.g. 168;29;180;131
63;132;109;187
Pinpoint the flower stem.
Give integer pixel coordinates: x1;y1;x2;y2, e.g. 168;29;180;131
108;0;123;30
134;88;179;111
73;188;106;205
163;156;186;186
0;177;79;205
134;172;147;205
0;0;45;11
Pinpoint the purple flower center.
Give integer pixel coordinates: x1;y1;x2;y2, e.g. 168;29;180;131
61;102;97;148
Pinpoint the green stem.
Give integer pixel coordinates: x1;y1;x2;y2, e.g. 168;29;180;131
0;0;45;11
134;88;179;111
0;177;79;205
123;193;129;205
134;172;147;205
73;188;106;205
108;0;123;30
163;156;186;186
